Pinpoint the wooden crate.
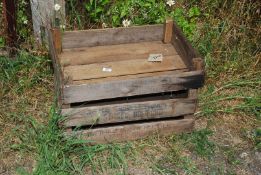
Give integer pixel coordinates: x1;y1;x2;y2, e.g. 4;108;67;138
48;19;205;143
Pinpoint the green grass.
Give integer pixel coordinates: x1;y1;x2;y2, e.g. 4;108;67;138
15;108;134;175
0;53;135;174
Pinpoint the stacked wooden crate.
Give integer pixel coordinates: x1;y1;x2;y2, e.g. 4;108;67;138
48;19;205;143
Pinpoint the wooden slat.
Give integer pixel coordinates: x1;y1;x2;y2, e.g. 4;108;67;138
48;29;63;107
69;118;194;143
62;24;164;49
63;70;205;103
59;41;177;66
72;69;187;85
64;55;186;81
62;98;196;127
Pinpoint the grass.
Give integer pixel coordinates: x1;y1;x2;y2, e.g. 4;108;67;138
0;52;135;174
1;0;261;174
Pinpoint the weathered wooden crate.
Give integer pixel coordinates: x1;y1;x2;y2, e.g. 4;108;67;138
48;19;205;143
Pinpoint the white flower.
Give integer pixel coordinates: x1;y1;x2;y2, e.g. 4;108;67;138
60;24;66;29
23;20;28;24
54;4;61;11
122;19;131;27
166;0;175;7
240;152;248;158
102;22;107;28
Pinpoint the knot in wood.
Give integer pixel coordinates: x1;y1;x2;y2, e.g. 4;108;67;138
121;87;131;93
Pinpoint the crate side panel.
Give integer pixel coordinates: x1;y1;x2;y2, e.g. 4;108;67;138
63;70;204;104
62;98;196;127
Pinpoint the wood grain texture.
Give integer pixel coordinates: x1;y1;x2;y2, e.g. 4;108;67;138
52;28;62;54
63;70;205;103
71;70;186;85
62;24;164;49
171;22;200;70
68;118;194;143
193;57;204;71
59;41;177;66
62;98;196;127
163;18;173;43
64;55;186;81
48;29;62;107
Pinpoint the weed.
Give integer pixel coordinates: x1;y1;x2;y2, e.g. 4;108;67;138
154;136;202;175
84;0;110;23
254;127;261;151
65;0;201;36
181;129;215;157
15;109;134;174
222;147;241;166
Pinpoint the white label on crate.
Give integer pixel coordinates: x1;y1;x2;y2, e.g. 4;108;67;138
102;67;112;72
148;54;163;62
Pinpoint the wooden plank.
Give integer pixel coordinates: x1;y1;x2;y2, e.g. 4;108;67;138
62;24;164;49
171;22;200;70
69;118;194;143
59;41;178;66
63;70;205;103
62;98;196;127
163;18;173;43
63;90;188;108
64;55;187;81
72;69;187;85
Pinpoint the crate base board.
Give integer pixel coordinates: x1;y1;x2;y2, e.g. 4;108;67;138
66;118;194;144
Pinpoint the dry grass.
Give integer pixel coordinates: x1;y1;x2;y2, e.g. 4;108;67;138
0;52;53;174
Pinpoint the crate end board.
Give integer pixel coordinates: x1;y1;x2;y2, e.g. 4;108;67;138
65;118;194;144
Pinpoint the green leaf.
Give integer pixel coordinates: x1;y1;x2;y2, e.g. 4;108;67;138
189;7;201;17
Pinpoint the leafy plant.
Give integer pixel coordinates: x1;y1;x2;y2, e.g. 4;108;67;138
254;127;261;151
107;0;168;27
0;37;5;48
17;0;32;41
85;0;110;23
171;6;201;40
181;129;215;157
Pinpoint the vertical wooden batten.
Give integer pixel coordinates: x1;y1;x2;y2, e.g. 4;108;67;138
163;18;173;43
193;57;204;71
51;28;62;54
